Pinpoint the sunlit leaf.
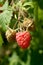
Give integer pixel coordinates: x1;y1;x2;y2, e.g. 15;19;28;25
0;0;8;10
23;2;34;8
0;10;13;31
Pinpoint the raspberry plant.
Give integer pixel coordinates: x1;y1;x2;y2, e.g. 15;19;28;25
0;0;43;65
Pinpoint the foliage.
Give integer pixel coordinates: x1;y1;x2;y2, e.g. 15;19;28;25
0;0;43;65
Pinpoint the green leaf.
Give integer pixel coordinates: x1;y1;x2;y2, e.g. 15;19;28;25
0;0;13;32
0;14;7;31
38;7;43;20
9;52;25;65
0;0;3;4
1;10;12;24
9;52;19;65
0;33;3;46
2;0;8;10
23;2;34;8
0;0;8;10
0;10;13;31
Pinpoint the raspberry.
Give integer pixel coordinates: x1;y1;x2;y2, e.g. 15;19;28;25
6;29;16;42
16;31;31;49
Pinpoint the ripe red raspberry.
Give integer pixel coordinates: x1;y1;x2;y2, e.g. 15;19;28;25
16;31;31;49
